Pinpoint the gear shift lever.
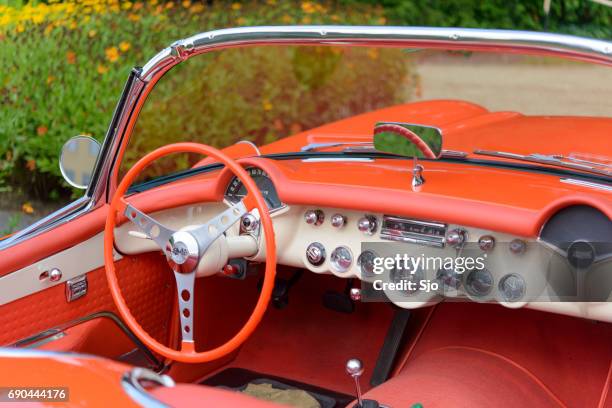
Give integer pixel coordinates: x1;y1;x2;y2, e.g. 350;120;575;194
346;358;381;408
346;358;364;406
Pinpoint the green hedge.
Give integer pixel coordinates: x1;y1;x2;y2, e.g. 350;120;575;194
351;0;612;39
0;0;389;201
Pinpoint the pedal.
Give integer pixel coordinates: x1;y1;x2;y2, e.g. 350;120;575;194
322;279;356;313
260;270;303;309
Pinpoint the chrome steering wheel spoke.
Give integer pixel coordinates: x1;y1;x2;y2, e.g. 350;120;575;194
124;203;175;253
190;200;248;253
174;270;196;349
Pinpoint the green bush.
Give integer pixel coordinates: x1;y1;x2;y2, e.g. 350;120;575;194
0;0;389;201
350;0;612;38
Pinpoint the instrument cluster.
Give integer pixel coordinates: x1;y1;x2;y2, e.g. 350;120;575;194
291;207;548;308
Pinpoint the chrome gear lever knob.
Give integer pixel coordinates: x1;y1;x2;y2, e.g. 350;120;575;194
346;358;364;377
346;358;364;406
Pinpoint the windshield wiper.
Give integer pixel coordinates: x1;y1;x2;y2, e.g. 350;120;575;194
300;141;372;152
301;141;468;159
473;150;612;177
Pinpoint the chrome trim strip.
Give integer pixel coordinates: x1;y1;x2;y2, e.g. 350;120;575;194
121;367;174;408
10;311;163;371
235;140;261;156
0;197;91;250
302;157;374;162
141;26;612;82
474;150;612;177
560;178;612;191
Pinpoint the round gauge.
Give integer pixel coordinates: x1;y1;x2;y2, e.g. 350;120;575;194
390;264;425;296
225;167;282;210
464;268;493;297
499;274;526;302
330;246;353;273
357;250;379;279
436;267;461;293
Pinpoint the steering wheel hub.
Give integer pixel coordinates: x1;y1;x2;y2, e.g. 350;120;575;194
166;231;200;273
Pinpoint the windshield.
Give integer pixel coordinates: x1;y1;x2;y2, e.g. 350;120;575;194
122;44;612;184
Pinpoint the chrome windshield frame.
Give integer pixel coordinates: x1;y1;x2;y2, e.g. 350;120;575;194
1;26;610;252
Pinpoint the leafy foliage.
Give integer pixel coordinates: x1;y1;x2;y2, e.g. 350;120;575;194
350;0;612;38
0;0;389;200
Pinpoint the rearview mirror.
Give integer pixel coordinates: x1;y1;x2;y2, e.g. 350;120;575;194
59;135;101;189
373;122;442;159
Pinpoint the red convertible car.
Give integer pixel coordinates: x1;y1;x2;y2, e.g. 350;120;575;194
0;26;610;407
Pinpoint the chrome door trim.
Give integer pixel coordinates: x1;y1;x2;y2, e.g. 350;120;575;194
11;311;163;371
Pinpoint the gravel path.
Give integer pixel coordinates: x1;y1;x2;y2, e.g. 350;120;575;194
414;59;612;116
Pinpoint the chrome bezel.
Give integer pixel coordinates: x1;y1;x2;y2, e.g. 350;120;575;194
498;273;526;302
330;245;353;273
464;267;494;298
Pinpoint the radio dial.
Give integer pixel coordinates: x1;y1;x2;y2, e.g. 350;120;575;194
446;229;467;248
331;214;347;228
357;215;377;235
478;235;496;251
306;242;326;266
304;209;324;226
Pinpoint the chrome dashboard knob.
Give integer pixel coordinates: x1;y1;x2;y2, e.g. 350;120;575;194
306;242;326;266
331;213;346;228
478;235;496;251
240;213;259;233
357;215;377;235
509;239;527;255
49;268;62;282
304;209;324;226
446;228;467;248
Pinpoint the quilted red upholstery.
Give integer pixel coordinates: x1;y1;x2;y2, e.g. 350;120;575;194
0;253;175;346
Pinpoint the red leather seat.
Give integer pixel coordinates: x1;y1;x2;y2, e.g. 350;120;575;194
361;347;564;408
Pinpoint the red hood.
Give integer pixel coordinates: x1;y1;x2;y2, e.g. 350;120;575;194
260;100;612;160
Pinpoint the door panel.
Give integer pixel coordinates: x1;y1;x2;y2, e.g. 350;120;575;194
0;205;108;276
0;252;175;347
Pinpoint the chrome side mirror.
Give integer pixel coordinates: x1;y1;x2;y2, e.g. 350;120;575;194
59;135;101;189
373;122;443;159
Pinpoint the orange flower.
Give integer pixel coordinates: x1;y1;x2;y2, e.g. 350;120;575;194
128;13;141;22
231;2;241;10
190;3;204;13
22;202;34;214
97;64;108;74
36;126;48;136
119;41;131;52
182;0;191;8
26;160;36;171
105;47;119;63
46;76;55;85
66;51;76;64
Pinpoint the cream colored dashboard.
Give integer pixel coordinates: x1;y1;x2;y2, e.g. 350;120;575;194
113;201;612;323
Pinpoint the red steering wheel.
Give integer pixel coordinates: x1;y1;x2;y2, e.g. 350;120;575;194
104;142;276;363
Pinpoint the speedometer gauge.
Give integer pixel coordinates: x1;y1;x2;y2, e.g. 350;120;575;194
225;167;282;210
